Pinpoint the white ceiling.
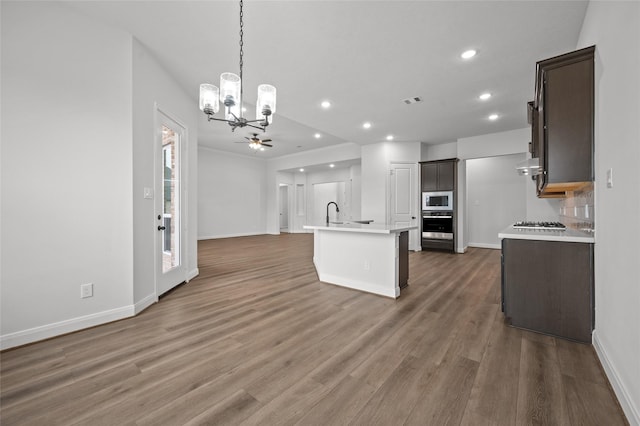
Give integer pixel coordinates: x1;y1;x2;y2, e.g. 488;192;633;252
64;0;588;159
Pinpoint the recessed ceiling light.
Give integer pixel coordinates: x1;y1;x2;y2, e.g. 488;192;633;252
299;168;305;172
386;135;394;141
362;122;372;129
488;114;499;121
479;92;492;101
321;101;331;109
461;49;477;59
329;164;335;168
314;133;321;139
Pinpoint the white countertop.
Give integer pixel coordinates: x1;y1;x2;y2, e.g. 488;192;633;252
498;225;595;243
304;222;417;234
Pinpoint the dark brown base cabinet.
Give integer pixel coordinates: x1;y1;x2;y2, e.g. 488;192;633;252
501;238;594;343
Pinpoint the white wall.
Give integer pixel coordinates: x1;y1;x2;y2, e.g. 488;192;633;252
578;2;640;424
132;38;199;305
198;147;267;239
361;142;421;224
421;141;457;161
466;154;527;248
425;128;560;252
266;143;361;234
306;168;352;223
1;2;134;347
350;164;362;220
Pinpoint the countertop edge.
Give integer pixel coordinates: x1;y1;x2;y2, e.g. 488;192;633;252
303;224;417;234
498;226;595;243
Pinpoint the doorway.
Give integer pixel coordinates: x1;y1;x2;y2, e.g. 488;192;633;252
279;184;290;232
155;108;187;297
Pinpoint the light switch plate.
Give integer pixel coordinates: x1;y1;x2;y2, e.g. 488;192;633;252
143;187;154;199
606;168;613;188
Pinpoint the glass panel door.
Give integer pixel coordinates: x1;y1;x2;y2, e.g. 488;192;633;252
161;125;180;273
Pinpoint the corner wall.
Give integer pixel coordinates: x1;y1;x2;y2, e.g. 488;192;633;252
577;2;640;424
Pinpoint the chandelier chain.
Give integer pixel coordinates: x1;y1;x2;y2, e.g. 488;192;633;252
239;0;244;116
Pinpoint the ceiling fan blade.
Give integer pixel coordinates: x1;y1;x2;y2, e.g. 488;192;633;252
261;139;272;143
244;137;252;141
234;141;247;144
262;143;273;147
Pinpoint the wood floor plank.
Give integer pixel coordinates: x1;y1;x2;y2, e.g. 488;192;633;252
349;355;438;426
516;337;571;425
293;374;377;425
0;234;627;426
403;354;480;425
460;310;522;426
562;374;629;425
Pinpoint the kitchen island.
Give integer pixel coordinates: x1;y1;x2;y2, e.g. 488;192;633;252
304;222;417;298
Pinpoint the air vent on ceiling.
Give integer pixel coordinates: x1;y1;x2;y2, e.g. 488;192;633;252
403;96;423;105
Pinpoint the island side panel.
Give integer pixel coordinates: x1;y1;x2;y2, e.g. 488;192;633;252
314;229;400;298
398;231;408;288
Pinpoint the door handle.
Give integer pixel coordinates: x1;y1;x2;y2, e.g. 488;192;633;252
412;216;416;219
158;226;166;231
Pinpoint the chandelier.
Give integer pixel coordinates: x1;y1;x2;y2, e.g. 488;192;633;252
199;0;276;132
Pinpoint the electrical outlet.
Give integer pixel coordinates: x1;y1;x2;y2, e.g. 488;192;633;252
81;283;93;299
363;260;370;271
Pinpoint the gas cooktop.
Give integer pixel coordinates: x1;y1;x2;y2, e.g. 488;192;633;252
513;221;566;230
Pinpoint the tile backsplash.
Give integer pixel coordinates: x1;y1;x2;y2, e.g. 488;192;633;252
559;182;594;231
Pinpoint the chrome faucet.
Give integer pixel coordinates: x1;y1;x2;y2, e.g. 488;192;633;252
326;201;340;224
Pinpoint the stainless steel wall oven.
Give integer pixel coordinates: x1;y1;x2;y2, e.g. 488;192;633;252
422;212;453;240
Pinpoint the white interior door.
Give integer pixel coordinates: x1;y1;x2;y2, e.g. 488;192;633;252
389;163;419;250
155;109;187;296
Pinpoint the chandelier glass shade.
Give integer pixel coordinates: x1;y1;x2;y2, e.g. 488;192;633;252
198;0;276;132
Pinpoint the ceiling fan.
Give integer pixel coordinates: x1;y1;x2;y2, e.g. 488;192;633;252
237;133;273;150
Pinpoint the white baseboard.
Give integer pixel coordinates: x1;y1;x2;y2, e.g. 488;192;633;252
198;232;265;240
593;330;640;426
468;242;501;250
0;305;134;351
134;293;156;315
187;268;199;282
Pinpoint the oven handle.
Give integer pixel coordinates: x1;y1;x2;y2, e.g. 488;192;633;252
423;215;452;219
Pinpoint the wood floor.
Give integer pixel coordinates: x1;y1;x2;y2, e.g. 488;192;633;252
0;234;627;425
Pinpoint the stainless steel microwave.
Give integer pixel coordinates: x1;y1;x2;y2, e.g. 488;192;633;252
422;191;454;211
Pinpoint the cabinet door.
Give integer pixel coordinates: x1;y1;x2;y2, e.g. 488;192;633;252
502;239;593;343
545;58;594;184
421;163;438;192
437;161;455;191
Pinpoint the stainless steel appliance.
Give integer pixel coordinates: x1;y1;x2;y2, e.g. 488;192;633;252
422;191;453;211
422;211;454;240
512;221;566;230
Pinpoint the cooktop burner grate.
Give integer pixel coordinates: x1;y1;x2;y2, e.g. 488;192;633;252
513;221;566;230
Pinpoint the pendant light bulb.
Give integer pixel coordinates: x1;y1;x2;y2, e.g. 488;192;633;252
220;72;241;120
256;84;277;124
199;84;219;115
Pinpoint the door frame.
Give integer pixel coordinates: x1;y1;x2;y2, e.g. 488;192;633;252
154;104;189;299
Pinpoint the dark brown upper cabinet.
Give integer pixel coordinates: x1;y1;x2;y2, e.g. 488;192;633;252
421;160;455;192
532;46;595;197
